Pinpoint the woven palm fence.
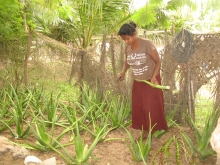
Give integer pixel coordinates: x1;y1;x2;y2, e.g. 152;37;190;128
160;31;220;123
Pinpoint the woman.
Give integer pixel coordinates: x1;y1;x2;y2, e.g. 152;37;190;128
118;21;168;140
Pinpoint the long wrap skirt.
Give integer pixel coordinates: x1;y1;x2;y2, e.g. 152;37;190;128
131;74;168;134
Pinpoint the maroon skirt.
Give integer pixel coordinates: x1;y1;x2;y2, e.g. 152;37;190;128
131;74;168;134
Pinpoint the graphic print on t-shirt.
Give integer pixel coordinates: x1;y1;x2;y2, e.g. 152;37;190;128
127;53;148;76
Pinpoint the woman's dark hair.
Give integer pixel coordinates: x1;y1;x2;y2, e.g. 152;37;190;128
118;21;137;36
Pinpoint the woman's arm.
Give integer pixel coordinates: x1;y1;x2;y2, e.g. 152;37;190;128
118;60;130;81
150;49;161;84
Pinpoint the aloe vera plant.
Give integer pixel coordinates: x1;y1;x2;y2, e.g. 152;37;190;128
80;85;107;120
49;109;107;164
181;111;218;161
62;102;79;127
27;117;73;151
39;92;64;126
0;89;14;131
30;86;45;113
108;97;131;129
1;85;32;139
82;111;113;142
124;127;152;164
62;101;93;134
123;113;156;164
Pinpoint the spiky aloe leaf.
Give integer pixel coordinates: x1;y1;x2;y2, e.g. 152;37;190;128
0;120;18;137
15;116;22;138
76;125;108;163
186;111;218;154
35;121;50;145
73;106;109;164
181;131;199;154
137;142;148;165
125;128;142;161
187;115;202;140
25;141;47;151
135;79;170;90
75;136;85;161
0;117;14;132
51;124;74;147
20;125;30;138
46;134;77;164
28;123;48;149
199;149;215;161
123;125;153;162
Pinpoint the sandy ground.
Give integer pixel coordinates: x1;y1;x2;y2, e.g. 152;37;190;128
0;125;217;165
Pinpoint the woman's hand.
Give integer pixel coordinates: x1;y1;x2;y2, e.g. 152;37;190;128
151;76;159;85
118;61;130;81
117;72;125;81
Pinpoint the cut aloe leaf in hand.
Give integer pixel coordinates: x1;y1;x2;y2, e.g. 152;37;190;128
135;79;170;90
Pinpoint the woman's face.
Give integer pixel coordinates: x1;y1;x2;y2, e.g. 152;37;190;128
120;34;137;45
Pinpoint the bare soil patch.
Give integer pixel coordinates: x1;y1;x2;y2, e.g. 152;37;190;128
0;126;216;165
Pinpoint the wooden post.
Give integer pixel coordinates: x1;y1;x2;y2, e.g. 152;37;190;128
143;30;147;38
187;64;195;122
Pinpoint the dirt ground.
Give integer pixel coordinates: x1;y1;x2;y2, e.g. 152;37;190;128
0;125;216;165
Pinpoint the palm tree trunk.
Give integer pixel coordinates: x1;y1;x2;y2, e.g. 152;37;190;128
214;76;220;111
110;34;116;77
110;34;121;92
100;26;107;70
79;49;86;102
68;48;77;84
119;39;125;71
24;29;32;86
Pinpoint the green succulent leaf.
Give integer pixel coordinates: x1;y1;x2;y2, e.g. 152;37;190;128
135;79;170;90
